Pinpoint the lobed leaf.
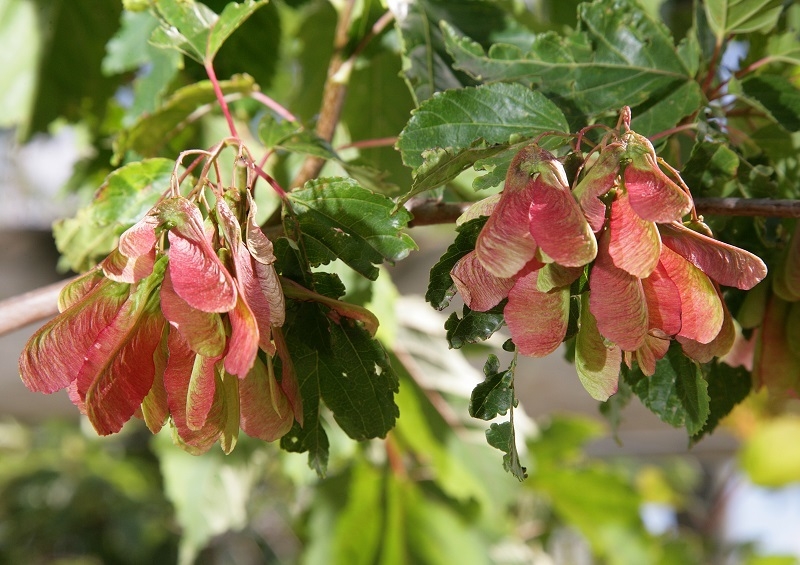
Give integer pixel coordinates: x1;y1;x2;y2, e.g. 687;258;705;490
444;304;506;349
624;343;710;436
396;83;568;197
287;178;416;280
705;0;784;39
443;0;699;121
469;355;514;420
485;421;527;481
53;159;173;272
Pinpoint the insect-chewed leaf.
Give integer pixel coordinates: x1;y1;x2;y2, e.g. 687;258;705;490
608;190;661;278
239;355;294;442
659;246;724;345
288;178;416;280
505;270;569;357
469;355;514;420
396;82;568;173
660;222;768;290
451;251;515;312
575;294;621;401
20;278;130;394
589;233;648;351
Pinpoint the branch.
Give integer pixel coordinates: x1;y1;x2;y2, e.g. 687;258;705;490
4;197;800;339
0;278;71;336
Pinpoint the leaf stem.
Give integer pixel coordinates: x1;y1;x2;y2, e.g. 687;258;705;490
649;123;698;142
336;136;398;151
205;59;239;139
250;91;299;123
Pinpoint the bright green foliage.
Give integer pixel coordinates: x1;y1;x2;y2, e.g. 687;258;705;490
287;177;417;280
53;158;175;271
113;74;257;161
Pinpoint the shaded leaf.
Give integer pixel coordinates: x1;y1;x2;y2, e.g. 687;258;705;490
469;355;514;420
485;421;527;481
287;178;417;280
624;343;710;436
443;0;697;119
53;159;174;272
692;362;751;443
426;216;488;309
741;75;800;133
445;304;505;349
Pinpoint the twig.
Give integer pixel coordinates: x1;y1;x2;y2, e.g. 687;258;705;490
4;196;800;339
0;279;72;336
292;0;356;188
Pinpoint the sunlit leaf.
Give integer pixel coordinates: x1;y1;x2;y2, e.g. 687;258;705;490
705;0;784;39
287;178;416;280
113;74;256;161
485;421;527;481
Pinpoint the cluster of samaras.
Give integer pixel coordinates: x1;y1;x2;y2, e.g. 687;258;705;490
451;112;768;400
19;177;300;454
